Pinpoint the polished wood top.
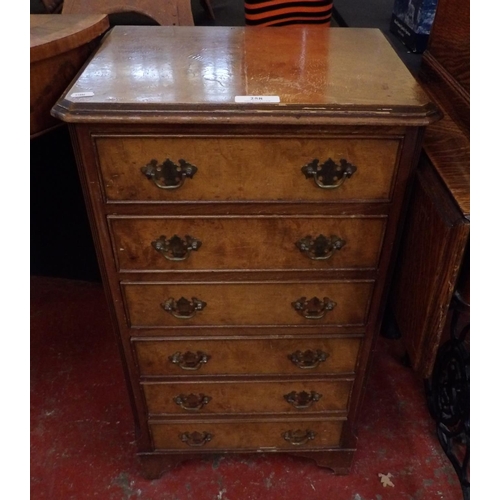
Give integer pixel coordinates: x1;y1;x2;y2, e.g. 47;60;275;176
52;26;440;126
30;14;109;63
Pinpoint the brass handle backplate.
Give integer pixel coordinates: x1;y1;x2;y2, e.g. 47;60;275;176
179;431;213;447
292;296;336;319
168;351;211;371
174;393;212;411
141;158;198;190
288;349;329;369
284;390;323;409
152;234;202;261
161;297;206;319
295;234;346;260
301;158;357;189
282;429;316;446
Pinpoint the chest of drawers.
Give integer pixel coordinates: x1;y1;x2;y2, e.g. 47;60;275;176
52;26;439;478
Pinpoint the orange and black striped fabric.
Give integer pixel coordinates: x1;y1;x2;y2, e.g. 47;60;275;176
244;0;333;26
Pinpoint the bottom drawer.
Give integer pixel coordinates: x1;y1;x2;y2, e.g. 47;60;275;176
150;419;344;451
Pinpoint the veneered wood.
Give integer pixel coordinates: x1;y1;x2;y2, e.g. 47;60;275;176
133;337;362;376
142;378;353;415
419;0;469;132
30;14;109;62
109;216;386;272
421;100;470;218
420;54;469;135
388;0;469;378
123;281;373;327
422;0;469;94
51;26;440;126
62;0;194;26
390;155;469;378
30;14;109;137
149;419;344;451
95;136;400;203
52;26;438;475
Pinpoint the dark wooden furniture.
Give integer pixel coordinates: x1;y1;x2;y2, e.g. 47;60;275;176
52;26;439;478
387;0;469;495
30;14;109;138
388;0;470;379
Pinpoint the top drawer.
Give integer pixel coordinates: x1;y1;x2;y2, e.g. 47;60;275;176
94;136;400;203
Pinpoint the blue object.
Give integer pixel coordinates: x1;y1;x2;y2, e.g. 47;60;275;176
390;0;439;53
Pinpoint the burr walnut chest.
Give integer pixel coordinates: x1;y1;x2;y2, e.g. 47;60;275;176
52;26;439;477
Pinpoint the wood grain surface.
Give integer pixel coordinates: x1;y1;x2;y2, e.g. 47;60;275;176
30;14;109;62
96;136;400;202
142;378;353;415
389;155;469;378
133;337;361;376
425;0;469;94
388;0;469;379
52;26;440;125
109;216;386;271
423;111;469;218
30;14;109;137
123;281;373;327
150;419;344;451
419;0;469;131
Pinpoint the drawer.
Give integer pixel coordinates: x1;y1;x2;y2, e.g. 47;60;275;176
142;379;353;416
95;136;400;202
150;419;344;451
123;281;373;327
133;337;361;376
110;216;386;272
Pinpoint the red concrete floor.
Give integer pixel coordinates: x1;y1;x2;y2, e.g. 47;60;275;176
31;276;464;500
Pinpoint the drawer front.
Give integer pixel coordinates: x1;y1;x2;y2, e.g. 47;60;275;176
95;136;400;202
133;337;361;376
123;282;373;327
150;419;344;451
142;379;352;416
110;216;386;272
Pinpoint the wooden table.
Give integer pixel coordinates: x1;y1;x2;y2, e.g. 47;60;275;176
30;14;109;138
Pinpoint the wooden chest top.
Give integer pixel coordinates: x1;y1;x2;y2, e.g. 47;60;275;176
52;26;440;126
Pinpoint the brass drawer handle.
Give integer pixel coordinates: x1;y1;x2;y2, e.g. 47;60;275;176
284;390;322;409
161;297;206;319
301;158;357;189
295;234;345;260
168;351;211;371
288;349;329;369
179;431;213;447
292;296;336;319
152;235;202;261
282;429;315;446
174;393;212;411
140;158;198;190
